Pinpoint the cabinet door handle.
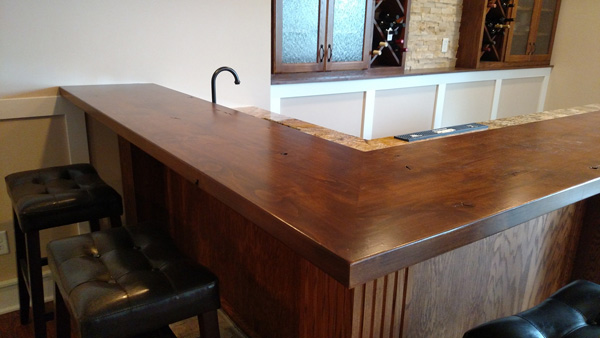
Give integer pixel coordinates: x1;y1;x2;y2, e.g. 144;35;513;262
327;44;332;62
319;44;325;62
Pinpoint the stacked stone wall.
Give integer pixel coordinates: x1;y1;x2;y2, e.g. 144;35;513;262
405;0;463;70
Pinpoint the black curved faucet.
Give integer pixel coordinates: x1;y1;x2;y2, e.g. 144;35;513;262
211;66;241;104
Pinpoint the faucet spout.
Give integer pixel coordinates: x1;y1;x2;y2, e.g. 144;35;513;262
211;66;241;104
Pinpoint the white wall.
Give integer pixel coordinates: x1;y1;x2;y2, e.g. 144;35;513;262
545;0;600;110
0;0;271;303
0;0;272;108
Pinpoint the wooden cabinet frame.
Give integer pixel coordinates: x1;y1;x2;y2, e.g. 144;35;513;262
272;0;374;74
456;0;561;69
504;0;562;63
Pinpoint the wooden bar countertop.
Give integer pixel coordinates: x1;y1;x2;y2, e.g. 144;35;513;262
60;84;600;288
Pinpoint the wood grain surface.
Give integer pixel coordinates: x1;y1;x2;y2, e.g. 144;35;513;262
121;144;356;338
60;84;600;288
402;202;585;337
571;194;600;283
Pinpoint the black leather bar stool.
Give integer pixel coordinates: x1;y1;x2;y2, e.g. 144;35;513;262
4;163;123;338
47;224;221;338
463;280;600;338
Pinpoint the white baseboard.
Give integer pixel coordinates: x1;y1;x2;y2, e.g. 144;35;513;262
0;270;54;315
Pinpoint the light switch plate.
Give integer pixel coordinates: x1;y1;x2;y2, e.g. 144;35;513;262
0;230;9;255
442;38;449;53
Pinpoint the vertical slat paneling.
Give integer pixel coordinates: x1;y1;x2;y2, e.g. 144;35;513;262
352;283;365;338
402;203;586;337
371;276;386;337
361;280;375;337
352;270;407;338
392;270;406;338
299;259;354;338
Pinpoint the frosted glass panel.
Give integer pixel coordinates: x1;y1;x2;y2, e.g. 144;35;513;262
331;0;366;62
534;0;557;54
510;0;534;55
282;0;320;64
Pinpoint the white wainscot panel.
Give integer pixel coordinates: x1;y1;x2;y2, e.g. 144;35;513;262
497;77;545;119
442;81;495;126
372;86;437;138
280;92;364;137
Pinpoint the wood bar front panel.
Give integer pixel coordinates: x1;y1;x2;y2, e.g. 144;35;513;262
402;202;585;337
123;141;358;338
121;137;593;338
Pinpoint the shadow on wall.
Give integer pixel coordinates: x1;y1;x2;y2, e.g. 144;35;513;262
0;90;85;284
1;87;60;99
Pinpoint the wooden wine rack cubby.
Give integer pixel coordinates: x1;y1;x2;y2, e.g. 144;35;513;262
456;0;515;68
480;0;513;62
370;0;411;68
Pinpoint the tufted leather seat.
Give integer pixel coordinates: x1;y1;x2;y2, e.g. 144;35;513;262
5;163;123;233
47;224;221;338
5;163;123;338
463;280;600;338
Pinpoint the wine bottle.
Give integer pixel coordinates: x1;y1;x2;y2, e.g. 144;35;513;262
378;12;402;41
486;18;511;35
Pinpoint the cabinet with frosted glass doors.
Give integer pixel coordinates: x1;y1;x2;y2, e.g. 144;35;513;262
504;0;561;63
272;0;374;73
456;0;561;68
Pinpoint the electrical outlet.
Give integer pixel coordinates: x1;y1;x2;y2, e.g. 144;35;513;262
0;230;9;255
442;38;449;53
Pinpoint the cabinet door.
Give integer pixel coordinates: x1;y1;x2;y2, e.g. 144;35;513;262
530;0;560;59
273;0;327;73
505;0;537;61
324;0;373;71
505;0;560;63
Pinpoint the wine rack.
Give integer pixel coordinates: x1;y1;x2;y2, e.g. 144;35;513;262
457;0;560;69
370;0;410;68
480;0;514;63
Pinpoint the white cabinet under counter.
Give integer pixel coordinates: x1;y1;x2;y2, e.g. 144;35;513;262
270;67;552;140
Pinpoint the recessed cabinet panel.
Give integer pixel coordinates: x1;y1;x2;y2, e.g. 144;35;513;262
280;93;364;137
372;86;436;139
281;0;321;64
442;81;495;126
497;77;544;118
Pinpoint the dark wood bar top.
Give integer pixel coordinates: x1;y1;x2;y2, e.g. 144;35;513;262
60;83;600;287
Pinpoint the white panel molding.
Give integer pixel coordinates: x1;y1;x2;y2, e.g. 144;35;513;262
432;84;446;129
537;74;551;113
0;97;89;160
0;271;54;315
490;79;503;120
271;68;552;102
0;96;92;313
0;96;91;233
270;68;553;139
361;90;376;139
